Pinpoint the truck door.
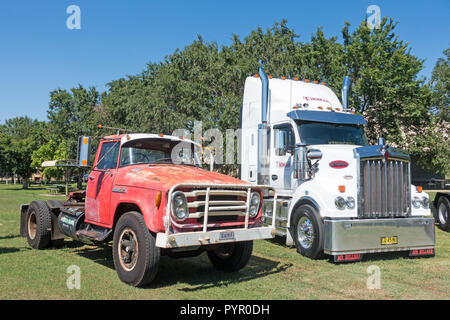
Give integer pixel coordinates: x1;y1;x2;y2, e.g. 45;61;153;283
271;124;295;191
85;140;120;226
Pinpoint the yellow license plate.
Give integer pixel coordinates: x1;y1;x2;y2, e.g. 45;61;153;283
381;236;398;245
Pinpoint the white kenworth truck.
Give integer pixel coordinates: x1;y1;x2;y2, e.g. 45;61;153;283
240;66;435;262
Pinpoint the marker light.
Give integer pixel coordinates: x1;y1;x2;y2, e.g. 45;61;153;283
338;185;346;193
417;186;423;193
155;191;162;208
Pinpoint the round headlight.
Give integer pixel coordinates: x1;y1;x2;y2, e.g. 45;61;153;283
171;191;188;221
335;197;346;210
412;196;421;209
249;192;261;218
421;197;429;209
346;197;356;209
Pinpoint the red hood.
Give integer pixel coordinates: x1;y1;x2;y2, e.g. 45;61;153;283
115;164;247;191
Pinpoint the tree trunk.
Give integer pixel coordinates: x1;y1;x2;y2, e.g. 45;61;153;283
22;178;28;189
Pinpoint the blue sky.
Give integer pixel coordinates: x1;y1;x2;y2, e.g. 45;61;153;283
0;0;449;123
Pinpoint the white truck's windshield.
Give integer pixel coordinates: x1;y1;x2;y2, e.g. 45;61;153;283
119;139;202;167
297;121;368;146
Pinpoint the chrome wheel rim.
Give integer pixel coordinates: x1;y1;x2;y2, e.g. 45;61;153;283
439;203;448;225
118;228;139;272
27;212;37;240
297;216;314;249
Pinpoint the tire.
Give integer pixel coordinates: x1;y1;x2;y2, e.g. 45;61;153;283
26;201;52;249
290;204;324;259
112;212;160;287
207;241;253;272
436;196;450;231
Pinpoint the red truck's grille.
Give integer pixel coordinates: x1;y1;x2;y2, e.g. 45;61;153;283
170;187;260;232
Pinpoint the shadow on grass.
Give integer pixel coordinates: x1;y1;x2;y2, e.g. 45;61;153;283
69;241;292;291
0;247;21;254
0;234;21;241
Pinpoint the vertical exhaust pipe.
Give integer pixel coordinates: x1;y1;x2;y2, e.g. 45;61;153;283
341;76;350;110
257;66;270;185
259;66;269;124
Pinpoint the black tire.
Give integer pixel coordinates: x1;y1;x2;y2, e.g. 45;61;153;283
26;201;52;249
50;239;65;248
289;204;324;259
207;241;253;272
112;212;160;287
436;196;450;231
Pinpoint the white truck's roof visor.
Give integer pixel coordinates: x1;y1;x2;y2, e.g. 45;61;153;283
287;110;367;125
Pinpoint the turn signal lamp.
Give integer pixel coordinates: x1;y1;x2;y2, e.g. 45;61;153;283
304;79;310;82
268;75;273;79
417;186;423;193
314;80;319;84
159;133;164;137
155;191;162;208
318;106;323;110
338;185;346;193
97;124;103;129
254;74;260;78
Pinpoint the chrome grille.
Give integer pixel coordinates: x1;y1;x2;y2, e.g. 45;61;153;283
359;159;410;218
184;189;248;218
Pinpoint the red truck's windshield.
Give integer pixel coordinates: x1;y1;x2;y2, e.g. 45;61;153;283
119;138;202;167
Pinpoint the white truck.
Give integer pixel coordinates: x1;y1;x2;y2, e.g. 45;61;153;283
240;66;435;262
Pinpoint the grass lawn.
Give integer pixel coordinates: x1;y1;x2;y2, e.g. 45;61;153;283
0;184;449;300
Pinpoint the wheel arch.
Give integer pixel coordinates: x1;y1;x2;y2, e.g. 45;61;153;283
287;196;321;228
113;202;143;228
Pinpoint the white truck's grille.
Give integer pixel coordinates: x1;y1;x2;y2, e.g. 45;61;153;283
359;159;411;218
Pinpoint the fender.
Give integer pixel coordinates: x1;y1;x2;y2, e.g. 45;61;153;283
286;195;322;229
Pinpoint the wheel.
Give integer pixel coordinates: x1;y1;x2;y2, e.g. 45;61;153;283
207;241;253;272
112;212;160;287
436;196;450;231
290;204;324;259
26;201;52;249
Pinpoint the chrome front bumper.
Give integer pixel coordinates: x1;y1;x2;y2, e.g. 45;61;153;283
323;217;435;255
158;183;277;249
156;226;275;248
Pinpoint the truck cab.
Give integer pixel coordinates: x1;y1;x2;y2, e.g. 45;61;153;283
20;132;276;286
240;67;435;262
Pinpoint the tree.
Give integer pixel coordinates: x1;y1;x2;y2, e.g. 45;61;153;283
430;47;450;122
31;139;69;181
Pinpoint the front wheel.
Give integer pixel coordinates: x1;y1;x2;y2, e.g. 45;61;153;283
436;196;450;231
207;241;253;272
290;204;324;259
112;212;160;287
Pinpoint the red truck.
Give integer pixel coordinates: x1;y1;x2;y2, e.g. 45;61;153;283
20;132;276;286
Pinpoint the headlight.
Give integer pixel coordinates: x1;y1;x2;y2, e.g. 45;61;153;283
421;197;429;209
249;192;261;218
412;196;421;209
346;197;356;209
171;191;189;221
335;197;346;210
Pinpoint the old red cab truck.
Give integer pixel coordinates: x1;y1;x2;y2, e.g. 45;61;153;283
20;132;276;287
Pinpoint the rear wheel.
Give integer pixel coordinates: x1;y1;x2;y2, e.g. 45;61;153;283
207;241;253;272
112;212;160;287
290;204;324;259
26;201;52;249
436;196;450;231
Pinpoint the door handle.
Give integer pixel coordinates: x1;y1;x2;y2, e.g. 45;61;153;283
88;176;95;181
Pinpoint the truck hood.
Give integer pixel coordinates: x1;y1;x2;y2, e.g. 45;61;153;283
115;164;248;191
309;144;359;183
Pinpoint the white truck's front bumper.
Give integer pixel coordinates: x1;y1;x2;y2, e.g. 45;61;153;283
156;226;275;248
323;217;435;255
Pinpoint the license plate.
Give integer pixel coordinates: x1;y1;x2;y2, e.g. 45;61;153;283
381;236;398;245
219;231;234;241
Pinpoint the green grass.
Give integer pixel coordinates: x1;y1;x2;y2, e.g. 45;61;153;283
0;184;449;300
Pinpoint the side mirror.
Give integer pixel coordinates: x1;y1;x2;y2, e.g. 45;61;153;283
307;149;323;161
78;136;92;167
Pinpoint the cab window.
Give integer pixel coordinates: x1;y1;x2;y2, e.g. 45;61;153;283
96;141;120;170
